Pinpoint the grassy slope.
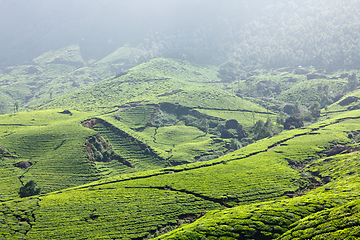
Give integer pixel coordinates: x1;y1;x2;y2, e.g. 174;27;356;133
325;87;360;114
39;58;268;113
1;57;360;239
0;110;100;200
155;111;360;239
0;58;274;202
0;45;139;114
0;109;359;239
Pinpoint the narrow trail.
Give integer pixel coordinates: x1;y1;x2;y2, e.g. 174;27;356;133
194;106;275;115
124;186;232;208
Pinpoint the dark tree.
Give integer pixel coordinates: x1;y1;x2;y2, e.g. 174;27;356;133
19;180;41;198
347;73;359;91
253;118;274;140
14;102;19;113
309;101;321;119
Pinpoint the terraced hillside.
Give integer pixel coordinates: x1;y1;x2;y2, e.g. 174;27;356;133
0;55;278;200
0;110;100;200
38;58;267;113
1;108;360;239
2;56;360;239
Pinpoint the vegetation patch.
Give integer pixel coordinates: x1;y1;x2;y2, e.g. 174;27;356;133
0;198;39;239
86;134;114;162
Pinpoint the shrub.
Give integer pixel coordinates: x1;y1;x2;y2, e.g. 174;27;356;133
347;73;359;90
253;118;274;140
102;150;112;162
182;115;197;126
218;60;242;82
94;141;103;152
309;101;321;119
0;144;5;155
151;110;178;127
94;151;103;162
199;154;221;162
301;113;313;122
19;180;41;198
276;113;286;125
229;139;242;150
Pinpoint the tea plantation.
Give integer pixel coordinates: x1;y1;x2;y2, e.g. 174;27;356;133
1;56;360;239
1;107;360;239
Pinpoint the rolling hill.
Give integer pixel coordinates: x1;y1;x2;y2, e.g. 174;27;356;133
1;108;360;239
1;55;360;239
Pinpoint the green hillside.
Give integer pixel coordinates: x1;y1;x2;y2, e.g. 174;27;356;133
38;58;267;113
0;110;99;200
0;45;144;114
1;108;360;239
1;55;360;239
3;0;360;238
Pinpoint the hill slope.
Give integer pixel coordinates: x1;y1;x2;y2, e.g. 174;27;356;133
1;109;360;239
2;57;360;239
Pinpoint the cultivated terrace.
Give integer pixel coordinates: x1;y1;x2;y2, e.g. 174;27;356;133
1;48;360;239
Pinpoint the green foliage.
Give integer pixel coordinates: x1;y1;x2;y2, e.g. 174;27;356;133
229;139;242;150
0;45;117;114
92;122;166;172
276;112;286;125
19;180;41;198
252;118;274;140
38;58;268;114
26;181;221;239
347;73;359;91
88;134;114;162
0;198;39;239
279;200;360;240
33;44;84;64
0;144;6;156
1;109;360;239
151;109;178;127
14;102;19;113
3;52;360;240
114;104;155;129
218;60;242;82
309;101;321;119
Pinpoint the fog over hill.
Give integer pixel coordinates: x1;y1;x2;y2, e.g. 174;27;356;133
5;0;359;69
0;0;263;65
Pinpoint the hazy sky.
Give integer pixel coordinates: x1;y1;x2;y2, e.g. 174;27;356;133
0;0;281;65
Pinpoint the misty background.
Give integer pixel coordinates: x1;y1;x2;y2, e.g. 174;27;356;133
1;0;360;69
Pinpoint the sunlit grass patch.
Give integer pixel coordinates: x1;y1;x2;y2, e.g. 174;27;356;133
0;110;100;194
26;181;222;240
